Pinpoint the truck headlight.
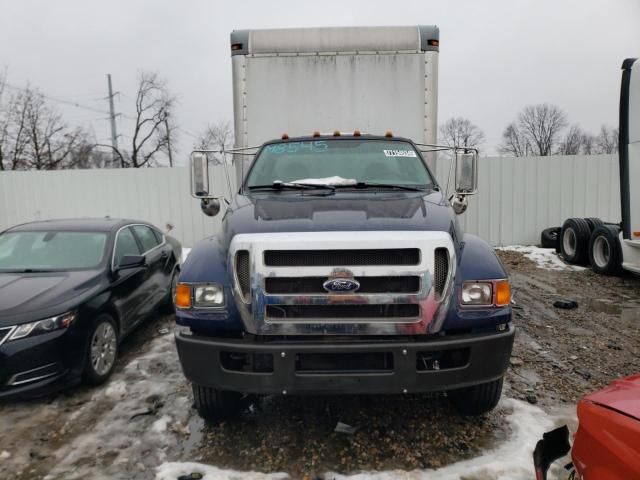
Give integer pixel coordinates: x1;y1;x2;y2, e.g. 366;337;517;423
460;280;510;307
461;282;493;306
193;284;225;307
8;311;76;342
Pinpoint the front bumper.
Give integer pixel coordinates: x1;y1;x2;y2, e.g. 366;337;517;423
0;329;83;399
175;323;515;395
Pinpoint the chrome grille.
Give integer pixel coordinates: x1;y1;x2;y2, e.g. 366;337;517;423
235;250;251;303
433;248;449;298
229;231;455;335
0;327;14;346
265;276;420;294
266;304;420;320
264;248;420;266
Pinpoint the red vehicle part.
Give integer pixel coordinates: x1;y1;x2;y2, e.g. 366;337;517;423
572;374;640;479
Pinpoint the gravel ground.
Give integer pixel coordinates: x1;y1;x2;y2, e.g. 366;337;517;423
0;248;638;479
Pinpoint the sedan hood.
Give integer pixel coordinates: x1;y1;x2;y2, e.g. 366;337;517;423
0;270;104;325
583;374;640;421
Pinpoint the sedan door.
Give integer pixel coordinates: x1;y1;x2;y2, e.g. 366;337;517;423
131;225;172;314
111;226;147;332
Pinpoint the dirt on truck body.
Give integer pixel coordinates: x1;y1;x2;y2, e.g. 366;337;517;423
0;249;638;480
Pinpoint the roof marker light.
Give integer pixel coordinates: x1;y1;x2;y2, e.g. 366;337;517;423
353;130;361;136
281;133;289;140
428;39;439;47
385;131;393;138
312;131;321;138
333;131;341;136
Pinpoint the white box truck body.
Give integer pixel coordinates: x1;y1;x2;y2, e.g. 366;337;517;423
229;25;440;181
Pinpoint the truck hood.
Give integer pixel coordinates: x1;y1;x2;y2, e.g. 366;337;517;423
220;191;460;245
583;374;640;421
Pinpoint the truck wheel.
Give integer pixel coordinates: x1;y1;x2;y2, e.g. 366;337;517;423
560;218;591;264
540;227;560;249
448;377;503;416
192;384;242;421
588;225;623;275
584;217;604;232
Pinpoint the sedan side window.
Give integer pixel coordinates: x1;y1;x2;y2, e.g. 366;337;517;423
114;227;141;267
132;225;161;253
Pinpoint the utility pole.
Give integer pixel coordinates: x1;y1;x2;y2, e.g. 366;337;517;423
164;113;173;167
106;74;120;167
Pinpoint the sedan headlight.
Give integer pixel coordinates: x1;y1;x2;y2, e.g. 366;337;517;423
9;311;76;342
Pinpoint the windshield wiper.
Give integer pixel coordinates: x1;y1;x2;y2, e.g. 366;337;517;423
248;181;336;192
343;182;428;192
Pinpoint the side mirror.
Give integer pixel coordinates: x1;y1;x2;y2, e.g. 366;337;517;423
191;152;211;198
116;254;146;271
455;151;478;194
201;198;221;217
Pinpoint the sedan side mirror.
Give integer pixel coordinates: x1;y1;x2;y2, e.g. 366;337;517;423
116;255;146;271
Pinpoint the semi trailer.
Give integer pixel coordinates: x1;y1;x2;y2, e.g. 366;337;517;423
174;26;515;420
559;58;640;275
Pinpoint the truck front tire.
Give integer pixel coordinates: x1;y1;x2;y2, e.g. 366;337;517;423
192;384;242;421
448;377;503;416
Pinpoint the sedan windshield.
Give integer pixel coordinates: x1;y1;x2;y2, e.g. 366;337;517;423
245;139;433;189
0;231;108;271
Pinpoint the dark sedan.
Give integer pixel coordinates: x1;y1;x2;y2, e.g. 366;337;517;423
0;218;181;398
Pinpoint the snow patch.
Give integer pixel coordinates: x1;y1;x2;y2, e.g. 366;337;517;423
104;380;127;400
156;462;289;480
181;247;191;264
156;398;573;480
291;176;357;186
151;415;172;433
497;246;585;271
0;451;10;461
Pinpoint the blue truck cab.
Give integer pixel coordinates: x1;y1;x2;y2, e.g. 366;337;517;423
174;133;515;420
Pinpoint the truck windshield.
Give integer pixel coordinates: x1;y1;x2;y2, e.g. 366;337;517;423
245;139;433;189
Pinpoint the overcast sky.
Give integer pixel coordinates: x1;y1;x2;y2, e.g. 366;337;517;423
1;0;639;162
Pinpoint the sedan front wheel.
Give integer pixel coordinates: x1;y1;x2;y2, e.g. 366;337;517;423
84;314;119;385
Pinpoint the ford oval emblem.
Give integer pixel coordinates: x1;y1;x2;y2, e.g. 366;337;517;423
323;278;360;293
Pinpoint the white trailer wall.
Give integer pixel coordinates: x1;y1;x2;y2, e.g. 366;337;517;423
0;155;620;248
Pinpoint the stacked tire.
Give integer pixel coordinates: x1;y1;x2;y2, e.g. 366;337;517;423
558;217;623;275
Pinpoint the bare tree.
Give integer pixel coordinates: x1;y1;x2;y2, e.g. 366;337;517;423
498;122;530;157
0;86;89;170
581;133;595;155
595;125;618;154
439;117;485;150
100;72;176;168
517;104;567;156
197;120;233;151
558;124;584;155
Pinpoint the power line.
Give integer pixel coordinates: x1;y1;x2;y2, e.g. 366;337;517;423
3;82;109;115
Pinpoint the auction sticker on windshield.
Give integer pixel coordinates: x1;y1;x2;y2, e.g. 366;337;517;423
383;149;417;157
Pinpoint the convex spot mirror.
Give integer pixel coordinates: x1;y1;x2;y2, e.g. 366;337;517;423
455;151;478;194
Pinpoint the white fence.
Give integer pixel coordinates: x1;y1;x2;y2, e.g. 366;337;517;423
0;154;620;247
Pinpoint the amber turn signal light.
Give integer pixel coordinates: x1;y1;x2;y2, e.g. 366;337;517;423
175;284;192;309
495;280;511;307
